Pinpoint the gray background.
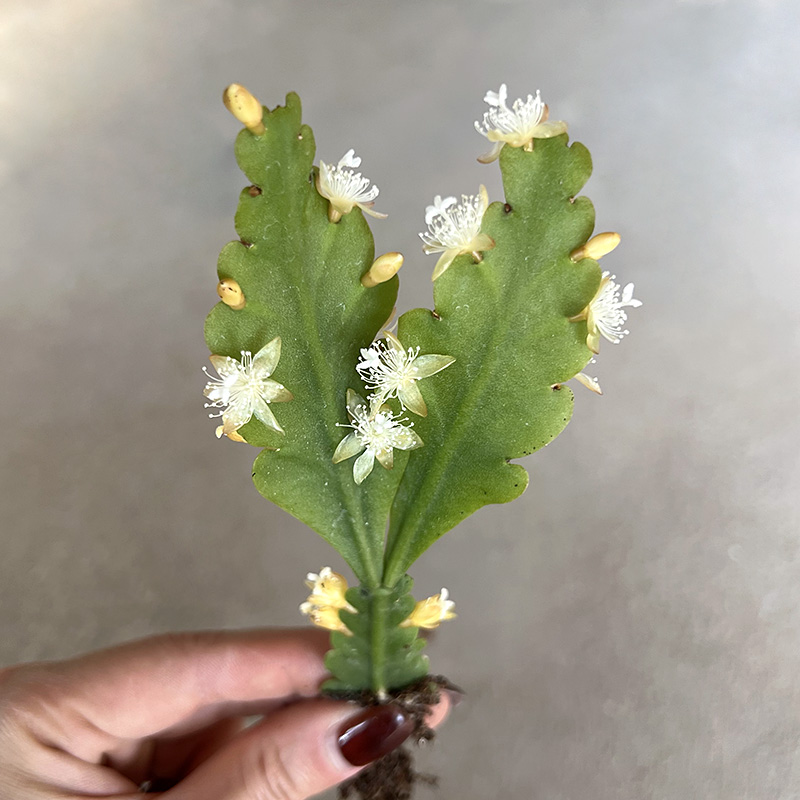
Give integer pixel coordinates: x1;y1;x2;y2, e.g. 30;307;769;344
1;0;799;797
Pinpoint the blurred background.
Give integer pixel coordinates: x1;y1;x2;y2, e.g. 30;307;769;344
1;0;799;797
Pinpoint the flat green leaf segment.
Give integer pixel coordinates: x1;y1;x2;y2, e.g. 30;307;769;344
204;94;398;587
383;137;601;585
323;577;428;694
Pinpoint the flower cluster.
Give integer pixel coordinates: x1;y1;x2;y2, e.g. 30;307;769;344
419;186;494;280
316;149;387;223
474;84;567;163
334;332;455;484
203;337;293;439
299;567;356;635
299;567;457;632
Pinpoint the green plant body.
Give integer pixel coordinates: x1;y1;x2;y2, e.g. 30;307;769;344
203;85;639;696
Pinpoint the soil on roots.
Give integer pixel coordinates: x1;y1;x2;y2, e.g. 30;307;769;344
326;675;459;800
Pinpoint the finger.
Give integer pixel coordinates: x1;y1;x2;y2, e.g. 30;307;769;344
24;628;330;759
163;694;453;800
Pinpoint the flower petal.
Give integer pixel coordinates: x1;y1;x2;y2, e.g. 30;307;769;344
621;283;643;307
221;402;255;436
477;140;504;164
431;249;458;281
353;449;375;484
409;354;456;380
360;204;389;220
532;120;568;139
394;426;424;451
375;447;394;470
339;148;360;169
346;388;368;419
254;398;284;434
263;379;293;403
383;330;404;354
472;233;495;254
397;382;427;417
252;336;281;376
574;372;603;395
333;432;363;463
209;354;238;378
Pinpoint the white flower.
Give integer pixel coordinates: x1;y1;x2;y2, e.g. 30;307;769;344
299;566;356;635
356;331;455;417
400;588;456;629
570;272;642;354
332;390;423;485
474;84;567;163
419;185;494;280
316;148;387;223
203;337;293;438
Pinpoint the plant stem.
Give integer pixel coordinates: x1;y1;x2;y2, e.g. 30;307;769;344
369;587;390;696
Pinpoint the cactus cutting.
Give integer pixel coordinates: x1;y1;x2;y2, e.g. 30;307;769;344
203;82;640;799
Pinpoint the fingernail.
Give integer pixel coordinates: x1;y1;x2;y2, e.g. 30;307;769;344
337;704;414;767
444;687;465;708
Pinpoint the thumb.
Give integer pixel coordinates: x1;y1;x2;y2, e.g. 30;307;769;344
164;697;429;800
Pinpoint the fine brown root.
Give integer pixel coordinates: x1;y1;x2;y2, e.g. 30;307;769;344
331;675;458;800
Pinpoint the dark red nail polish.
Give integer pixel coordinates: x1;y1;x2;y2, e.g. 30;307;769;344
338;705;414;767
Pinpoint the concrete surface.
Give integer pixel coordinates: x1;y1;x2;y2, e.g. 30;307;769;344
1;0;799;797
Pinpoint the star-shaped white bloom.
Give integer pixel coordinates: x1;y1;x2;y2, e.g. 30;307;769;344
299;566;356;635
419;185;494;280
356;331;455;417
570;272;642;354
203;337;293;438
400;588;457;629
332;390;423;485
316;149;387;223
474;84;568;163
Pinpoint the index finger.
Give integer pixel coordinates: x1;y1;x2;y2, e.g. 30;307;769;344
29;628;332;742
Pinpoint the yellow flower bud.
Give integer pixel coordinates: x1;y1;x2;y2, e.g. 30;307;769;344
570;232;621;262
222;84;266;135
216;278;246;310
361;252;404;287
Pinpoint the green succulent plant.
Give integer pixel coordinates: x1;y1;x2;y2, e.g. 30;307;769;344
203;83;640;698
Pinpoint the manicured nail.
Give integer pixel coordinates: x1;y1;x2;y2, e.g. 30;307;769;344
444;687;465;708
337;705;414;767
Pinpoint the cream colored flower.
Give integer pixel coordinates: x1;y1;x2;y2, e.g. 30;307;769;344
203;337;293;438
570;272;642;354
356;331;455;417
299;567;356;636
419;186;494;280
475;84;567;163
316;149;387;223
333;390;423;484
400;588;456;629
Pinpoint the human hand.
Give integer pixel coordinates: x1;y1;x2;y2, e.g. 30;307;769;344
0;628;452;799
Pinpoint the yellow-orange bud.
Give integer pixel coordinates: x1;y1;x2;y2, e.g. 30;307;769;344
222;84;266;135
361;252;404;288
570;232;621;262
217;278;246;310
